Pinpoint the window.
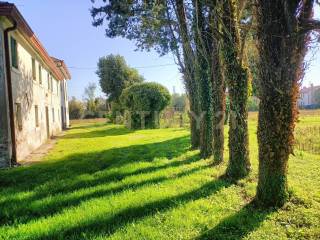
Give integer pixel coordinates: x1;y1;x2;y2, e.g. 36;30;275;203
10;37;18;69
56;80;59;95
38;65;42;85
35;105;39;127
32;58;36;80
52;108;55;122
47;73;50;90
50;75;53;92
15;103;22;131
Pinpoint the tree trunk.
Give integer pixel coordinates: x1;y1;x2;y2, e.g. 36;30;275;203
211;8;225;164
255;0;313;207
185;71;201;149
175;0;201;150
194;0;213;159
222;0;250;179
198;57;213;158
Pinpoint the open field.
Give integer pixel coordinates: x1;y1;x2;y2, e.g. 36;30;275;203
0;110;319;239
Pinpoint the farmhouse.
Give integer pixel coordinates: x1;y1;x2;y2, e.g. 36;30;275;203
0;2;71;167
298;84;320;108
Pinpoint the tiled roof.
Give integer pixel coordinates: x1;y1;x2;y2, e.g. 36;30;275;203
0;2;70;81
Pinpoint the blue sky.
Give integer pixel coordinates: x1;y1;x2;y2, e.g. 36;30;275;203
9;0;320;99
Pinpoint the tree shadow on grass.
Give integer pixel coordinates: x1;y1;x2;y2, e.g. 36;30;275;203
63;126;135;139
196;201;275;240
0;153;203;226
0;135;190;190
31;179;233;240
0;135;197;226
68;122;108;131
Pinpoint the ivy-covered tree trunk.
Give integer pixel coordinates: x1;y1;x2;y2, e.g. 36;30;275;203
197;57;213;158
210;10;225;164
176;0;201;150
255;0;313;207
193;0;213;159
185;71;201;149
222;0;250;179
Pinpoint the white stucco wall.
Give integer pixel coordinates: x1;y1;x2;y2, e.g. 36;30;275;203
298;85;320;107
60;79;70;128
6;26;67;161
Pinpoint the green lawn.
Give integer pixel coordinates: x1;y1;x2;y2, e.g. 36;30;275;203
0;114;319;240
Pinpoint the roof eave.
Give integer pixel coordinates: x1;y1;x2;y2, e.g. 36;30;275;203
0;2;67;81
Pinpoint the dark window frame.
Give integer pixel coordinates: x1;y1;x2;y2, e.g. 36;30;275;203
10;37;18;69
38;65;42;85
32;58;36;81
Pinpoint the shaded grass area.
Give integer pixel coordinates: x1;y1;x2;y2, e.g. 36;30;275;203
0;115;320;239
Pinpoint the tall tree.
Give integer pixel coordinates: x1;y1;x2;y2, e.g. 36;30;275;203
83;82;98;114
221;0;251;179
96;54;144;102
174;0;202;149
193;0;214;158
91;0;202;149
209;1;226;164
255;0;319;207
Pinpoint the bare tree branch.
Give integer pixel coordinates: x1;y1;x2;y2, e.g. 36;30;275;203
300;18;320;31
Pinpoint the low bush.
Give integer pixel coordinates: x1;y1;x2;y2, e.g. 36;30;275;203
121;82;171;129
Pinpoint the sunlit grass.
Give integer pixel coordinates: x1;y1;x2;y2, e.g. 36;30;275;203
0;110;319;239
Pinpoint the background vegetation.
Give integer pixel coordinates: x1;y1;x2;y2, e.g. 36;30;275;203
121;82;171;129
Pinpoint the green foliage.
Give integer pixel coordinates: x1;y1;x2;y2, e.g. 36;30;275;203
90;0;203;149
83;82;98;117
82;83;108;119
170;93;187;112
96;54;144;102
110;101;124;124
121;82;171;129
91;1;180;56
68;97;85;120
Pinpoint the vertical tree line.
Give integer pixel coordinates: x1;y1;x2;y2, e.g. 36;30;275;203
255;0;318;207
91;0;320;208
193;0;214;159
221;0;251;179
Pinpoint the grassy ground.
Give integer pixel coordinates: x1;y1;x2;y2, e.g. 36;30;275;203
0;111;319;239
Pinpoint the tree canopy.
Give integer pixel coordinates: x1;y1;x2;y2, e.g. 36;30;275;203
121;82;171;129
96;54;144;102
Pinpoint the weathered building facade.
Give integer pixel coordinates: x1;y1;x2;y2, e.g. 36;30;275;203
298;84;320;108
0;2;71;167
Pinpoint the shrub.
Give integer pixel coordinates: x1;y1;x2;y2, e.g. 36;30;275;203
110;101;124;124
121;82;171;129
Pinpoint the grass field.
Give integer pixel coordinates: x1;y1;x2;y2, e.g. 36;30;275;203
0;111;319;239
